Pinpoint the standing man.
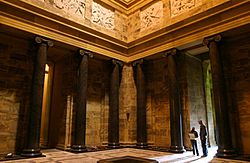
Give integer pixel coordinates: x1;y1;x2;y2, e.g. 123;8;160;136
199;120;208;157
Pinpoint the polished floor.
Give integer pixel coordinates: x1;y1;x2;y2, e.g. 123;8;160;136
2;146;249;163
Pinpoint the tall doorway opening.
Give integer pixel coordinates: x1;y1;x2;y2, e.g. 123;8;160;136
40;64;53;148
202;61;216;147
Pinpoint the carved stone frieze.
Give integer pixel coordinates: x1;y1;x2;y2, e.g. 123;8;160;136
54;0;86;18
170;0;196;17
140;1;163;31
91;2;115;30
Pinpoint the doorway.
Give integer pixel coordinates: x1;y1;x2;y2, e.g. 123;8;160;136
40;64;53;148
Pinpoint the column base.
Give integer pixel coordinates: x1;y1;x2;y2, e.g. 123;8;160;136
169;145;185;153
108;142;120;149
216;148;237;158
136;142;148;149
70;145;87;153
21;148;43;157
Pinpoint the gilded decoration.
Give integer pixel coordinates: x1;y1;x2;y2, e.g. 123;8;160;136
91;2;115;30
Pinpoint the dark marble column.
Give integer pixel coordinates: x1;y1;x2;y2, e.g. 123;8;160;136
165;49;185;153
133;59;148;148
203;35;236;157
108;59;122;148
21;37;53;157
71;50;93;152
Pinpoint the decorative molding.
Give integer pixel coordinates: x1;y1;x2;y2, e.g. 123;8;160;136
170;0;196;17
132;59;143;66
79;49;94;58
112;59;123;66
35;36;54;47
140;1;163;31
54;0;86;18
203;35;222;47
91;2;115;30
163;48;177;57
1;0;249;63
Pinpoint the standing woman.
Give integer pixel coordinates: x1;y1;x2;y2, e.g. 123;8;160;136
189;127;199;156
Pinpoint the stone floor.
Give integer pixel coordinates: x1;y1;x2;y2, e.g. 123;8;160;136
1;147;249;163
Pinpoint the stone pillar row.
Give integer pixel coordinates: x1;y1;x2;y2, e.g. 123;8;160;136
21;36;184;157
22;35;236;158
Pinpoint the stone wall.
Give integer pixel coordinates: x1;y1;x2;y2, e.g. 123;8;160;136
53;55;77;149
86;58;110;146
222;36;250;155
119;64;137;145
0;33;33;155
55;56;110;148
145;58;170;147
178;54;208;149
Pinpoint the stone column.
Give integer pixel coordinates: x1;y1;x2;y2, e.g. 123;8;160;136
71;50;93;152
108;59;122;148
21;37;53;157
165;49;185;153
203;35;236;157
133;59;148;148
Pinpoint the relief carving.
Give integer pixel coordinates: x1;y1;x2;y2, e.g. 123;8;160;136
91;2;115;30
140;1;163;31
54;0;86;18
170;0;195;17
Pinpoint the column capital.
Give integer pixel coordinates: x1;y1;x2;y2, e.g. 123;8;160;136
132;59;143;66
35;36;53;47
163;48;178;57
203;34;222;47
112;59;123;66
79;49;94;58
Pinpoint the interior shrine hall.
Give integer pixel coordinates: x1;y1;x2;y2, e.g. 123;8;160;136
0;0;249;162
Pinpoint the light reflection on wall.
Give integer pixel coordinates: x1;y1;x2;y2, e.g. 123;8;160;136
65;95;74;148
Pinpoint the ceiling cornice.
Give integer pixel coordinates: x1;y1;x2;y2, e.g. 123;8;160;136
1;0;249;63
100;0;155;15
